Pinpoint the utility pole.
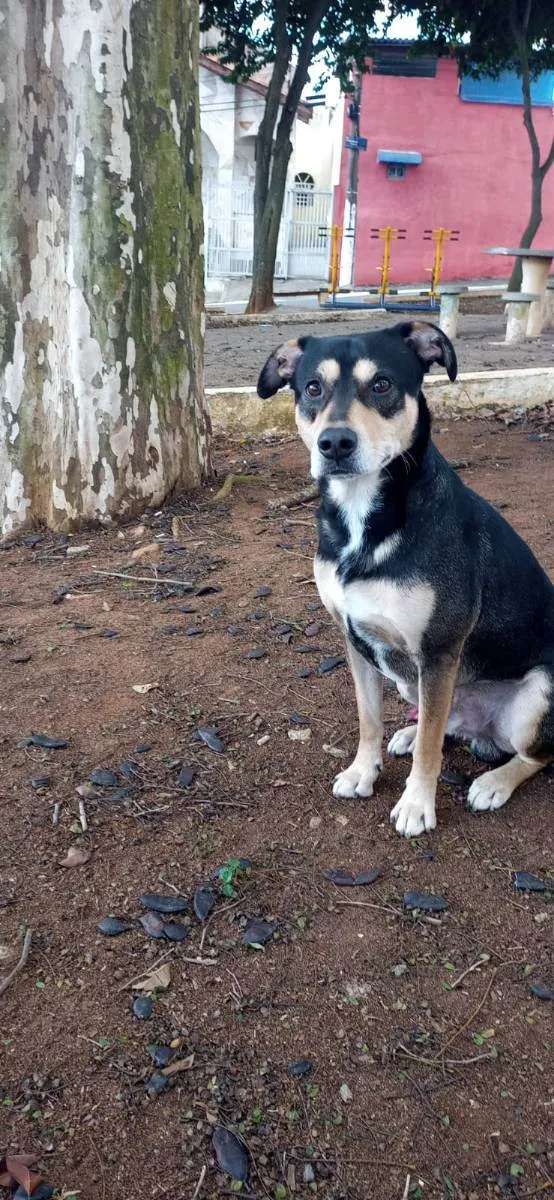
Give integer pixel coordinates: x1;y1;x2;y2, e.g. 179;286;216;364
341;69;362;287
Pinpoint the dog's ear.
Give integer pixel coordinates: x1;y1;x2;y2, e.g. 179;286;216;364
393;320;457;382
257;337;307;398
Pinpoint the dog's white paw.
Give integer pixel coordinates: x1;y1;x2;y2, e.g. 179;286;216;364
467;771;511;812
387;724;417;758
390;781;436;837
333;757;382;799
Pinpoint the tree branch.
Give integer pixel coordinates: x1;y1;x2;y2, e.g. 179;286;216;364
540;134;554;179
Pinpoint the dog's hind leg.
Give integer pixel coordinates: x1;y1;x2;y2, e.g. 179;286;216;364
467;667;553;813
333;642;384;799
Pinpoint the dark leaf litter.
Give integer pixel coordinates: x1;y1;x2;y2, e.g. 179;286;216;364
212;1127;249;1182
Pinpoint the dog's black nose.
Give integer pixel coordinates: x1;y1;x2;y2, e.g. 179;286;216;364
317;426;358;462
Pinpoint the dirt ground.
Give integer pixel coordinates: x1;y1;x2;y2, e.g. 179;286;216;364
205;312;554;388
1;411;553;1200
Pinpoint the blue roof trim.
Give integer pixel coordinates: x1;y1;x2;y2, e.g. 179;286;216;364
460;70;554;106
377;149;423;165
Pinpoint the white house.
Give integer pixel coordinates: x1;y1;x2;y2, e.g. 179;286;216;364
199;49;344;290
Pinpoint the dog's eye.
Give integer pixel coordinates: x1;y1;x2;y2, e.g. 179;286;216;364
305;379;322;398
372;377;391;395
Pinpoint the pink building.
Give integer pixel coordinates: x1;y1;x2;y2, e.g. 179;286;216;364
334;43;554;287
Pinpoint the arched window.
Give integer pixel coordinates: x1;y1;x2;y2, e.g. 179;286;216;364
294;172;315;205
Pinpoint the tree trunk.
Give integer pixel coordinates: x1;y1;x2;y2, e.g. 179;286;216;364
245;0;333;313
507;165;543;291
0;0;209;539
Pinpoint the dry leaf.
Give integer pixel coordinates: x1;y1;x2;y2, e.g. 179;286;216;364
161;1053;195;1077
132;683;159;694
59;845;91;868
134;963;171;992
1;1156;42;1194
131;542;160;561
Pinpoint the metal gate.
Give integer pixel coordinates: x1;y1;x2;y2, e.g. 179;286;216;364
203;181;333;280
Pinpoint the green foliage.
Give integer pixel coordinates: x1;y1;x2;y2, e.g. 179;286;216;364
389;0;554;80
200;0;386;90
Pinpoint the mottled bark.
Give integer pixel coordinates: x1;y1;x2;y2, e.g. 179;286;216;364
0;0;209;537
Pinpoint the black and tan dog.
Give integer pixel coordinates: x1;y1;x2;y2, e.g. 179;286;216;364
257;321;554;836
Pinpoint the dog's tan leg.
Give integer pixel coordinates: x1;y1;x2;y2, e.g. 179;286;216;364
390;655;459;836
467;754;547;812
333;642;384;798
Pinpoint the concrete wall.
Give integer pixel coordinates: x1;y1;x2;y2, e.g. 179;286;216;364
334;59;554;286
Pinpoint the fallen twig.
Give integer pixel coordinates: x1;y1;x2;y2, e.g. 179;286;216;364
191;1164;206;1200
267;484;319;510
450;953;490;989
78;799;88;832
402;1175;411;1200
52;802;61;826
92;568;192;587
213;473;258;501
335;898;401;918
397;1044;497;1069
0;927;32;998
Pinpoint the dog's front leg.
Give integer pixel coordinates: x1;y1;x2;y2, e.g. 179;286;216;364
333;641;384;798
390;654;459;837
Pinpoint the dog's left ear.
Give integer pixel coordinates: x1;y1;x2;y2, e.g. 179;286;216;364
257;337;308;398
395;320;457;382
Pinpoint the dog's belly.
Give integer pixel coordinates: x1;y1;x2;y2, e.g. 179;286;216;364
314;555;433;691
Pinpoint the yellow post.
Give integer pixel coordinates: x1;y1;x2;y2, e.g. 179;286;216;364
372;226;405;297
328;224;342;295
423;227;459;298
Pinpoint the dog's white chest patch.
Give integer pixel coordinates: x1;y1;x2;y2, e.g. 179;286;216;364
314;557;435;661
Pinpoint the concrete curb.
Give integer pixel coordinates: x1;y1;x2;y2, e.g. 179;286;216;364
206;367;554;437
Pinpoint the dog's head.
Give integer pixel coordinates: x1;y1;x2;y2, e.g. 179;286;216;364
257;321;456;480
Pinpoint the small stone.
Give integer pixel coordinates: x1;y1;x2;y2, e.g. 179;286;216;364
139;893;189;914
512;871;546;893
132;995;153;1020
30;776;51;790
163;921;188;941
212;1127;249;1182
101;629;119;638
295;643;320;654
73;622;93;630
529;983;554;1001
11;653;32;664
288;1059;313;1077
98;917;132;937
241;918;277;946
140;912;166;939
135;743;151;753
309;816;321;830
247;647;267;660
355;868;382;885
193;886;216;921
162;624;180;635
303;1164;316;1183
178;767;194;788
298;668;312;678
307;601;323;611
318;655;345;675
304;621;321;637
89;768;119;787
404;891;447;912
227;625;244;636
274;622;293;636
185;626;204;637
340;1083;353;1103
145;1071;170;1095
288;727;311;742
254;585;272;597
